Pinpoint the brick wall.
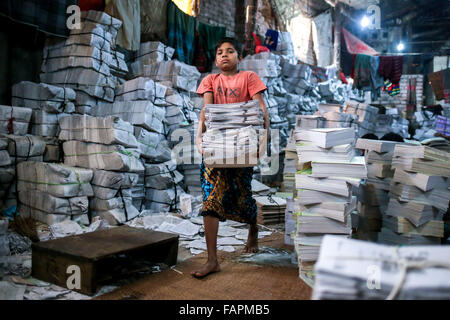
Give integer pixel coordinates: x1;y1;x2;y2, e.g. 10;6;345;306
197;0;236;38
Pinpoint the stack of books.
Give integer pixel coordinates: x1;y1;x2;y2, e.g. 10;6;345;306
251;179;271;196
313;235;450;300
284;198;296;245
254;195;286;225
343;101;379;137
381;144;450;245
282;130;302;197
355;138;401;241
314;103;356;129
295;115;325;130
293;127;364;285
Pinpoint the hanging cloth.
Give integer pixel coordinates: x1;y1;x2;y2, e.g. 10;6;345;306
193;32;208;73
353;54;383;100
406;77;417;105
342;27;379;56
341;50;355;77
0;0;78;37
379;56;404;85
198;21;226;71
406;77;417;117
105;0;140;51
442;68;450;103
312;10;333;67
428;70;445;101
352;54;372;89
167;0;196;65
79;0;104;11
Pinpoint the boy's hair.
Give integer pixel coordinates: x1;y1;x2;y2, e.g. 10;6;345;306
214;37;242;57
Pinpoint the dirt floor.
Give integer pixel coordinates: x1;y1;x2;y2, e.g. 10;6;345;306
95;231;312;300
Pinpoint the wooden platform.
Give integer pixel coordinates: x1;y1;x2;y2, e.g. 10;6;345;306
31;225;179;295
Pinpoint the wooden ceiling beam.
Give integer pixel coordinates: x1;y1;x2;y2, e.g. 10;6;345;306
381;5;418;21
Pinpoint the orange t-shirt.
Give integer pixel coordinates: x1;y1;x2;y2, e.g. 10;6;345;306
196;70;267;104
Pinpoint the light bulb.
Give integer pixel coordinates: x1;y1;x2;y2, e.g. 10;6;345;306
361;16;370;28
397;42;405;51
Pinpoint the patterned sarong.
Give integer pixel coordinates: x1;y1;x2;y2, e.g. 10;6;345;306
200;160;257;224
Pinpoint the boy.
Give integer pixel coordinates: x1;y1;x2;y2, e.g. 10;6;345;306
191;37;269;278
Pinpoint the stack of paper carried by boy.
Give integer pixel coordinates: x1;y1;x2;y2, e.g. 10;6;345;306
354;138;401;242
293;127;365;286
202;100;266;167
313;235;450;300
381;144;450;245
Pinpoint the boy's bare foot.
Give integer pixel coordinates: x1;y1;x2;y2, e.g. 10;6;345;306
243;224;258;253
190;260;221;278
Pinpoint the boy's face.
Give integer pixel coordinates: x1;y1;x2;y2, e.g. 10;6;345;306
215;42;240;71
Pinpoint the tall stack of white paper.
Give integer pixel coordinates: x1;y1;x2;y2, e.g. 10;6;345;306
57;113;144;224
112;78;173;165
382;144;450;244
281;61;312;95
239;52;291;148
0;135;48;210
115;77;167;103
179;164;202;196
59;115;139;148
89;169;140;225
239;52;281;86
16;161;93;225
0;138;13;210
294;127;362;286
11;81;76;113
355;138;401;241
144;160;186;212
130;41;175;76
343;101;379;137
313;235;450;300
92;101;165;134
112;76;190;211
134;126;171;163
254;195;286;225
40;10;125;114
160;85;199;138
141;60;201;93
282;130;299;197
0;105;32;135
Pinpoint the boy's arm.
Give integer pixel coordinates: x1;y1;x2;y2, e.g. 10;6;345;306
196;92;213;154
